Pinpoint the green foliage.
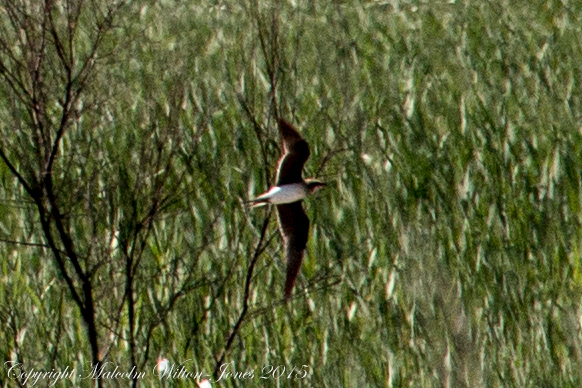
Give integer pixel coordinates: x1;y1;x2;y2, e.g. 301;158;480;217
1;0;582;387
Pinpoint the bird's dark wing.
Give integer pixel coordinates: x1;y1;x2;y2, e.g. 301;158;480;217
276;202;310;298
276;119;310;186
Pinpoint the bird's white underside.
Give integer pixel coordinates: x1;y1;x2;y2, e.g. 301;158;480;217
253;183;308;204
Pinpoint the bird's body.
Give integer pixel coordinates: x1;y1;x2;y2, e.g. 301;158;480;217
248;119;325;298
247;183;310;206
248;180;325;207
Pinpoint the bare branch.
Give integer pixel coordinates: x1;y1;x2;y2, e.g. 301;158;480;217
237;93;272;185
0;147;36;198
213;209;272;377
0;237;50;248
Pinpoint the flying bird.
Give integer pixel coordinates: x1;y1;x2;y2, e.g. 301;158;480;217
248;119;326;298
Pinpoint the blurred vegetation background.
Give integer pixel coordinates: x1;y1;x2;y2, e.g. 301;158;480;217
1;0;582;387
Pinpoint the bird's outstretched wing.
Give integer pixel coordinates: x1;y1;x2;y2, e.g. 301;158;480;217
276;201;310;298
276;119;310;186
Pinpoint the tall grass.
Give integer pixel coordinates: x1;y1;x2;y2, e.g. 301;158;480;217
1;0;581;387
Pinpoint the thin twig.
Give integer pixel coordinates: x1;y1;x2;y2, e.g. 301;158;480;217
213;208;272;377
0;238;50;248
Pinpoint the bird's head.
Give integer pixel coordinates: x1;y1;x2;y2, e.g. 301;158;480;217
306;179;326;194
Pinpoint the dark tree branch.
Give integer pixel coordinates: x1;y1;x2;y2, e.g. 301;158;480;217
0;147;36;198
46;0;72;76
314;147;348;177
213;209;272;378
35;203;85;312
0;2;125;382
237;93;272;186
0;238;50;248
